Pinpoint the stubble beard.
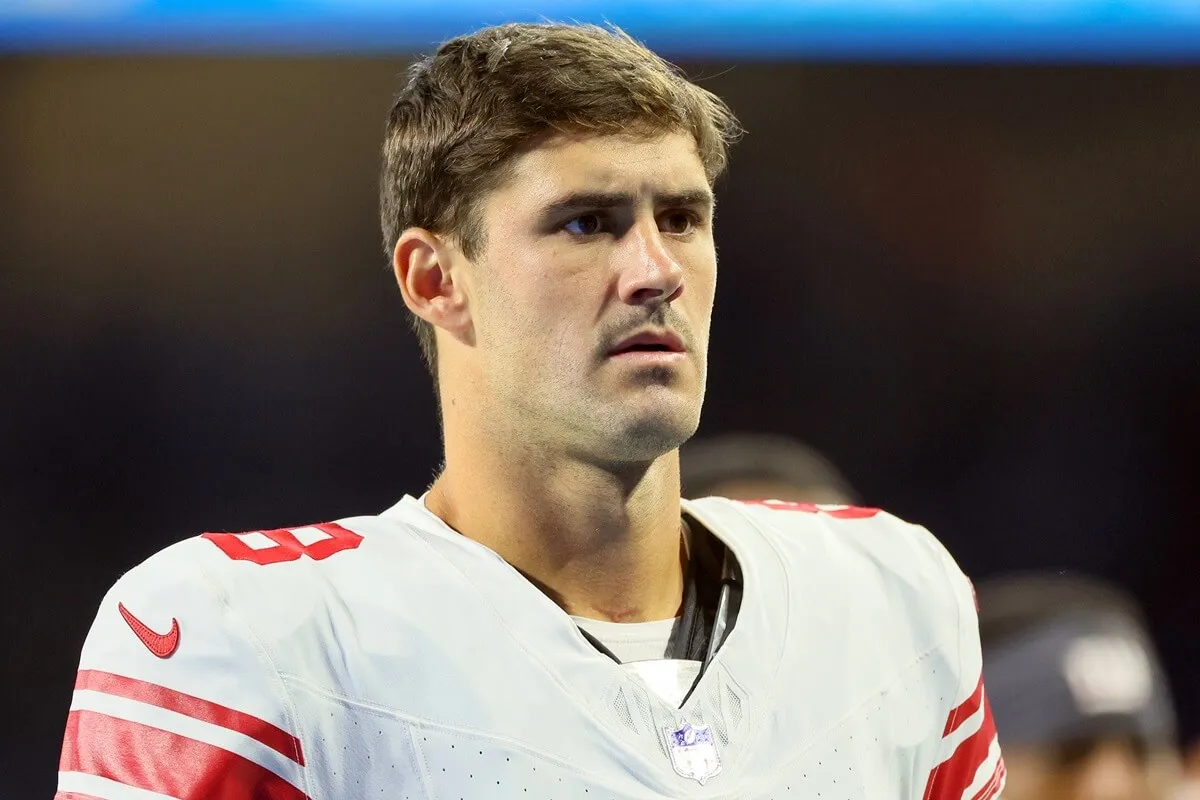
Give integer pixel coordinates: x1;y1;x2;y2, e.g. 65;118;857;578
564;371;704;466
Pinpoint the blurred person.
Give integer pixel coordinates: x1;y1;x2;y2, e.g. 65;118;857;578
978;574;1181;800
56;22;1003;799
681;431;860;504
1178;746;1200;800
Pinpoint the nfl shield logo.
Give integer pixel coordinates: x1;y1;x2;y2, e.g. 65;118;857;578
664;722;722;785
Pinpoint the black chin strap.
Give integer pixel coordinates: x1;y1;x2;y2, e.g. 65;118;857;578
665;522;713;661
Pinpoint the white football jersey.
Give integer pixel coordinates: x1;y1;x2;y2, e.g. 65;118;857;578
57;496;1004;800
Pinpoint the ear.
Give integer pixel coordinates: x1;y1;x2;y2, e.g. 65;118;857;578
393;228;473;340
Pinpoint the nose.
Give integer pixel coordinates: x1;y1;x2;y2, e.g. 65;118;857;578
615;219;684;306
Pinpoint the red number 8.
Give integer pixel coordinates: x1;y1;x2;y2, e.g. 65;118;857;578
202;522;363;565
740;500;882;520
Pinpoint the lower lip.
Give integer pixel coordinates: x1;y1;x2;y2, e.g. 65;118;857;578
607;350;687;364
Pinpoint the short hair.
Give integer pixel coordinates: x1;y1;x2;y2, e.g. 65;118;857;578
680;433;859;502
380;22;742;375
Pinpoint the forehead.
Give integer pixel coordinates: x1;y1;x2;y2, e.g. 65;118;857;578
495;131;709;204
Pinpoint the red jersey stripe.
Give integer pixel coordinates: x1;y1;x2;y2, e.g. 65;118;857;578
61;709;309;800
54;794;105;800
942;675;985;737
924;691;999;800
75;670;304;766
970;757;1006;800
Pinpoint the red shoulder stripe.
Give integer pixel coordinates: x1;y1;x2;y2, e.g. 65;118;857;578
62;709;308;800
923;688;1000;800
76;670;304;766
971;758;1006;800
942;674;985;737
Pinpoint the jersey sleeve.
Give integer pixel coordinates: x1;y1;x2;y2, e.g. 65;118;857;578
56;539;310;800
919;545;1005;800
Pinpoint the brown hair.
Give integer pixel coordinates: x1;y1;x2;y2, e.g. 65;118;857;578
380;22;742;375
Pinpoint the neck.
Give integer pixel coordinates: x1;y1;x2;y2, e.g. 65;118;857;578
428;402;687;623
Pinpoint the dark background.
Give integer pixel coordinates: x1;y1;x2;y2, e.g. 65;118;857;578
3;57;1198;796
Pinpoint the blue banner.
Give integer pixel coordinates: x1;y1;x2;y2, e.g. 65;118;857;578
4;1;1200;61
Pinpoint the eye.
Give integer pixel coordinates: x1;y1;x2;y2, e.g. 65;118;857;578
563;214;604;236
660;210;698;235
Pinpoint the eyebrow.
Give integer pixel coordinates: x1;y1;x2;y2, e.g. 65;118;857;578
539;188;715;217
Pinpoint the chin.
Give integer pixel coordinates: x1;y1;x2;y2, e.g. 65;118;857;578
571;373;705;462
605;402;701;463
620;422;692;461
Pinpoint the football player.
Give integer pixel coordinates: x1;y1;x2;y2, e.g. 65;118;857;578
57;22;1003;799
979;574;1180;800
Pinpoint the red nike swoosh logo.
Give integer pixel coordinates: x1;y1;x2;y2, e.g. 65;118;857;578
118;602;180;658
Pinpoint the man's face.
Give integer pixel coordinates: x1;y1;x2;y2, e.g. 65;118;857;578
461;131;717;463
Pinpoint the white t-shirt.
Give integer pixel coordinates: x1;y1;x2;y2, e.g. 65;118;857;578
572;615;703;708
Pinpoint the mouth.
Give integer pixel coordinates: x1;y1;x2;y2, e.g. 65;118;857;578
607;329;687;359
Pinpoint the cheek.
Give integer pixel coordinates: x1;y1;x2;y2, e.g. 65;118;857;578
695;272;717;312
481;248;594;359
687;267;717;340
686;244;718;297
